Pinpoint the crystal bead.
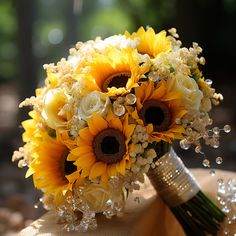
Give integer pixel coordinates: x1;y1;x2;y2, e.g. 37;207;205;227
222;206;231;213
217;194;221;201
226;219;232;225
65;224;75;232
213;142;220;149
113;104;125;116
217;178;224;185
79;222;89;232
34;204;39;209
195;146;202;153
216;156;223;164
220;199;226;205
223;228;230;235
205;79;213;85
213;127;220;134
206;120;212;127
89;218;97;230
202;159;210;167
125;93;136;105
223;125;231;133
209;169;215;176
179;139;191;150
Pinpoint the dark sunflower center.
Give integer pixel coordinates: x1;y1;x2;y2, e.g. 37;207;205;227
93;128;126;164
139;100;171;132
102;72;130;92
101;136;120;154
64;160;77;175
62;150;77;176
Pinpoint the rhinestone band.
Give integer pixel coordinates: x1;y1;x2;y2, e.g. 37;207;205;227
148;149;200;207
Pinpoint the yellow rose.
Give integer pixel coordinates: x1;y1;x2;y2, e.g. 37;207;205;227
42;88;69;129
81;183;126;213
81;183;112;213
167;74;203;110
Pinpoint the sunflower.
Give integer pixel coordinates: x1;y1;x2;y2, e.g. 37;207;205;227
81;47;150;96
68;112;135;183
26;133;80;204
132;80;186;143
125;27;171;58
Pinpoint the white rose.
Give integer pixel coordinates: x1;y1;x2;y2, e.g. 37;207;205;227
78;91;110;120
167;74;203;110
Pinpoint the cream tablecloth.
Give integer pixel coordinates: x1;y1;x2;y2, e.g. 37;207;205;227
19;169;236;236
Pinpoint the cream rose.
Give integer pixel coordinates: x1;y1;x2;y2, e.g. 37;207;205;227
167;74;203;110
78;91;110;120
42;88;69;129
81;183;126;213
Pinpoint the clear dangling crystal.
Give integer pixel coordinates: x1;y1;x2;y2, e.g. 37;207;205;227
209;169;215;176
220;199;226;205
195;146;202;153
223;125;231;133
205;79;213;85
202;159;210;167
113;104;125;116
216;156;223;164
223;228;230;235
212;127;220;134
179;139;191;150
213;141;220;149
217;178;224;185
125;94;136;105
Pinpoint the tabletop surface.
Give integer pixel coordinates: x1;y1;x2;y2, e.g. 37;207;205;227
19;168;236;236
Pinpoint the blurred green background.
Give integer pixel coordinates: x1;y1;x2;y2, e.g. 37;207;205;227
0;0;235;234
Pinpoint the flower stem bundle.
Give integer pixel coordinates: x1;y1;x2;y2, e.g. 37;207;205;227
148;142;225;236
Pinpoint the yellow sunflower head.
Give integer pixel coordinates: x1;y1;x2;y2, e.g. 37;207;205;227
68;111;135;183
26;133;81;205
133;80;186;143
82;47;150;96
125;27;171;58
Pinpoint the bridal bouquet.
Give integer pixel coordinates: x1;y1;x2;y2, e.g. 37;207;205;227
13;27;230;235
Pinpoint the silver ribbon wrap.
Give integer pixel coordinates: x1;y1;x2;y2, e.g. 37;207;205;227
148;148;200;208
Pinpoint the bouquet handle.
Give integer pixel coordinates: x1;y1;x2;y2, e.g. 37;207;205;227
147;147;225;236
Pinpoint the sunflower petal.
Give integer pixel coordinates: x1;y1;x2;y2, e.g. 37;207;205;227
109;117;123;132
25;166;34;178
89;162;107;180
87;113;108;135
71;146;93;156
74;153;95;168
101;172;109;183
107;164;117;177
79;127;93;142
116;158;126;175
